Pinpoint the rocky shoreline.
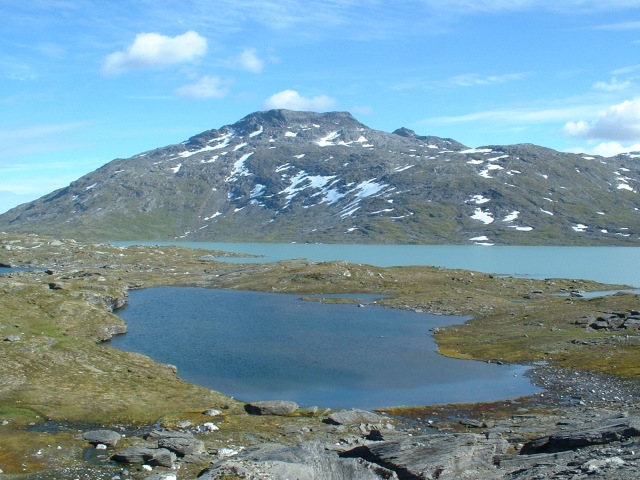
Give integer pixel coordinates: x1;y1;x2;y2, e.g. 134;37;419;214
1;234;640;479
7;366;640;479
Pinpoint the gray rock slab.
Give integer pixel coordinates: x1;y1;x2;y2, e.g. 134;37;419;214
523;415;640;453
82;429;122;447
157;436;206;456
326;409;386;425
198;441;397;480
244;400;299;415
145;428;194;440
347;432;509;480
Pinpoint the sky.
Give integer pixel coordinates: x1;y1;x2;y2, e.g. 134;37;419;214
2;1;640;214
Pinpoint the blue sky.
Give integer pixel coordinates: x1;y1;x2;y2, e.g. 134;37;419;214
2;1;640;214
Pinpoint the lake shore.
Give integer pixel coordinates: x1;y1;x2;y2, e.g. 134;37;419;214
1;233;639;478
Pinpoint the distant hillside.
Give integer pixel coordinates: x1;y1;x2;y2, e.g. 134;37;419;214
1;109;639;245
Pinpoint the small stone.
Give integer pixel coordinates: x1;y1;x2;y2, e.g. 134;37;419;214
203;408;222;416
203;422;219;432
217;447;240;458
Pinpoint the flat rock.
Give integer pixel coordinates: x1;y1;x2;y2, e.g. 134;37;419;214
146;428;194;440
82;429;122;447
244;400;299;415
344;432;509;480
326;409;386;425
157;436;206;456
198;441;397;480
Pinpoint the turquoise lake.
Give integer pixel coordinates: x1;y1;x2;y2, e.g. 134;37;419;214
115;242;640;287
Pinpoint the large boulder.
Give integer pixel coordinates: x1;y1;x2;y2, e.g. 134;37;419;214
326;409;386;425
158;436;206;456
244;400;299;415
82;429;122;447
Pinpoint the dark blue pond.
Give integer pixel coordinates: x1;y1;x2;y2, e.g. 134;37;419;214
110;287;540;409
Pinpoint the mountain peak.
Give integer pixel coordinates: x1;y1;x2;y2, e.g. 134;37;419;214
1;109;638;245
233;109;364;133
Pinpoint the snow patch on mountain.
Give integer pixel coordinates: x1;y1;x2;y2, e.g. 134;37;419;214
339;179;389;218
471;208;494;224
468;195;490;205
502;211;519;222
316;131;341;146
226;152;254;182
203;212;222;220
201;155;219;164
279;170;338;207
461;148;493;154
249;126;264;137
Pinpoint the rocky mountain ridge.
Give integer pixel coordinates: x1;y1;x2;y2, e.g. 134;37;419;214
0;109;638;244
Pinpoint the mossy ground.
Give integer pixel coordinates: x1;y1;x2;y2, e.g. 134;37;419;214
1;233;638;475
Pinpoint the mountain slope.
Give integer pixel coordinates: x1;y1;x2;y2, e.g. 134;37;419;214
1;109;639;245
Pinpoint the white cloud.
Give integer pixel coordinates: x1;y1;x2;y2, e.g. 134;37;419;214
449;72;529;87
263;89;337;111
592;77;631;91
563;97;640;141
392;71;529;91
102;31;207;75
563;120;590;136
566;141;640;157
591;141;640;156
175;76;229;99
238;48;264;73
612;64;640;75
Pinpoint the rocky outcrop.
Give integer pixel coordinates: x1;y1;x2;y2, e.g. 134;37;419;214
575;310;640;331
342;432;509;480
522;415;640;454
198;441;398;480
111;446;176;468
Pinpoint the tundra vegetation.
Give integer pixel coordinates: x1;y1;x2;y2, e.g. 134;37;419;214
0;233;638;477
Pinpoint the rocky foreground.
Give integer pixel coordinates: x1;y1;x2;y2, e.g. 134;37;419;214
1;234;640;479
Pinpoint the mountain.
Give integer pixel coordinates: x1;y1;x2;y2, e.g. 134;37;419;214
1;109;639;245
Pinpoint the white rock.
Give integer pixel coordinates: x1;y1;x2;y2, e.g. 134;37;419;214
204;422;219;432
